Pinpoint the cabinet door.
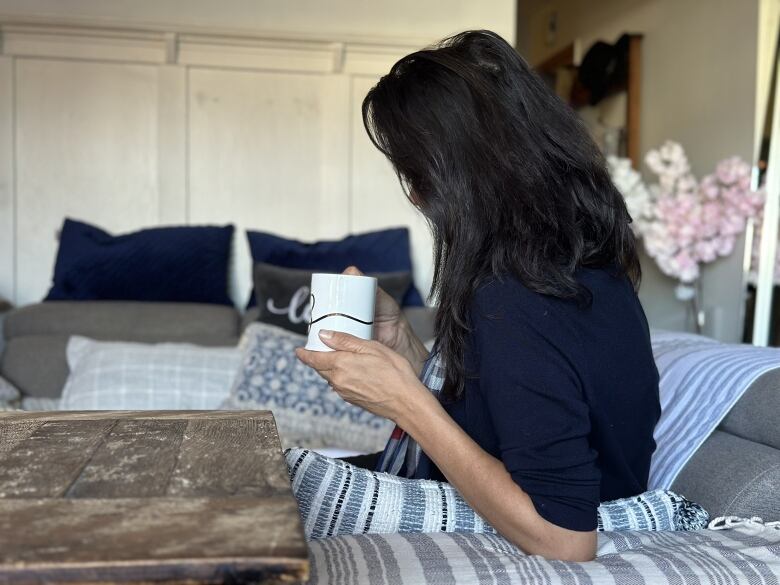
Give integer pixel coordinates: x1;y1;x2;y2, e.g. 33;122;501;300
15;59;160;304
188;68;351;306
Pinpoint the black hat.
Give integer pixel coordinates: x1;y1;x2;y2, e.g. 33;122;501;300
577;34;631;106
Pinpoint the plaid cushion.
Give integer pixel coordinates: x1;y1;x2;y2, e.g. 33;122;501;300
286;448;709;540
60;336;241;410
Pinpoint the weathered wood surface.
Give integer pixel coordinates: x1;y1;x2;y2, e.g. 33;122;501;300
0;419;116;498
67;419;187;499
0;410;272;421
0;411;309;584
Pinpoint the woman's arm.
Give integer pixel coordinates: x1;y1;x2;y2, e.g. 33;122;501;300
399;387;597;561
296;331;597;561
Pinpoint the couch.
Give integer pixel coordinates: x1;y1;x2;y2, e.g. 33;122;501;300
1;301;778;521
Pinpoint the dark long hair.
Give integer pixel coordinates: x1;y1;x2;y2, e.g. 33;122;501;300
362;30;640;400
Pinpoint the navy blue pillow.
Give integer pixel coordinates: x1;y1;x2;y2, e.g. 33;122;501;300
245;228;425;308
46;218;234;305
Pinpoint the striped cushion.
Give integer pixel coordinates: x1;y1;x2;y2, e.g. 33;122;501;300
286;448;709;540
306;520;780;585
649;330;780;488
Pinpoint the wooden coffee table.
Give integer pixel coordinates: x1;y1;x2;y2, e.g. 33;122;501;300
0;411;309;584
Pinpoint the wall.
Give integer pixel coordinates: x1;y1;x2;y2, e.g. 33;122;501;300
517;0;761;341
0;2;516;307
0;0;517;43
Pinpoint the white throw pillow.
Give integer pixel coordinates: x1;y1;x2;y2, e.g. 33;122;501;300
221;322;394;452
60;336;241;410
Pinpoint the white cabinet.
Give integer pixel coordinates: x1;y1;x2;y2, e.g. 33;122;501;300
0;23;434;306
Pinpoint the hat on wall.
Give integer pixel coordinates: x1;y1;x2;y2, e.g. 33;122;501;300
576;33;631;105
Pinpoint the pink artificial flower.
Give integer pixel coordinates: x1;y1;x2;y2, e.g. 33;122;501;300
676;223;697;247
715;157;750;186
700;175;720;199
672;249;700;283
714;235;736;257
627;144;763;285
719;214;746;236
694;240;718;262
677;175;699;196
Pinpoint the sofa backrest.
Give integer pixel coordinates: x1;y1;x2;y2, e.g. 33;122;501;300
1;302;242;398
0;301;439;399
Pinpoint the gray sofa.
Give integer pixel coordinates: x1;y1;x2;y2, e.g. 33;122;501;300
1;301;777;521
0;302;437;400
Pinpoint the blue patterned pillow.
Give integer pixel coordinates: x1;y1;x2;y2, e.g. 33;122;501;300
286;448;710;540
221;323;394;451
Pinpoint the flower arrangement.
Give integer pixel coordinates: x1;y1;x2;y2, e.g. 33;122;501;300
608;141;765;300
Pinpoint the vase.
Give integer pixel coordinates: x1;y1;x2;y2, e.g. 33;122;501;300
675;280;706;334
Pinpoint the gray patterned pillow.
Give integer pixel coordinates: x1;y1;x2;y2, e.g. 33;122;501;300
252;263;412;335
286;448;710;540
221;322;394;451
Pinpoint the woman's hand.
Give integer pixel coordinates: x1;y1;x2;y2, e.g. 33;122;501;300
342;266;430;374
295;329;436;422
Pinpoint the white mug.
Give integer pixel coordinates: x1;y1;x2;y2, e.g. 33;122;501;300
305;273;377;352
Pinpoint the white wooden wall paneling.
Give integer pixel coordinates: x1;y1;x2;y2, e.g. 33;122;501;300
0;57;14;303
157;64;187;224
178;37;341;73
342;43;410;75
1;26;167;64
187;66;353;306
14;58;161;302
0;20;431;306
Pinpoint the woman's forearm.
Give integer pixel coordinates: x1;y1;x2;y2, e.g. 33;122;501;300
397;390;597;561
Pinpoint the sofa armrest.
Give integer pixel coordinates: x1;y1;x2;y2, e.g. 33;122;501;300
672;430;780;521
719;368;780;451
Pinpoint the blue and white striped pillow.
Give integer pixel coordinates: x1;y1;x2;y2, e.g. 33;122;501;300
286;448;709;540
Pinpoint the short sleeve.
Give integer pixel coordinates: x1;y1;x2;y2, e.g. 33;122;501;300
470;281;600;531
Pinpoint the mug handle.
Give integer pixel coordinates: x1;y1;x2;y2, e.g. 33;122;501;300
307;293;316;333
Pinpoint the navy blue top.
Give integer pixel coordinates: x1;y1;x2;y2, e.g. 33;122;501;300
414;268;660;532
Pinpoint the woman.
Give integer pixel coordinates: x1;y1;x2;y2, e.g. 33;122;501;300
296;30;660;562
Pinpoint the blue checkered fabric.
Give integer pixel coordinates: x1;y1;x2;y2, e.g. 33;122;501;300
376;351;445;477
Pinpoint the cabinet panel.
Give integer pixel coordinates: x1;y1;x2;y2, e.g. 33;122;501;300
15;59;160;304
188;68;350;306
